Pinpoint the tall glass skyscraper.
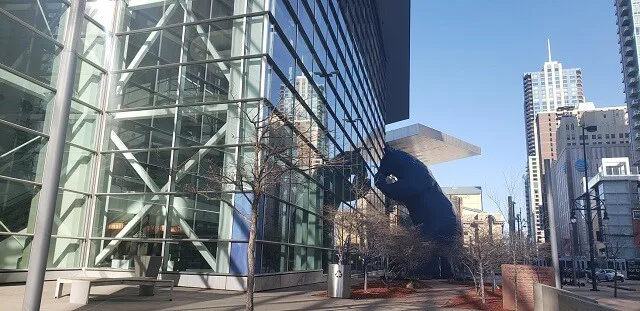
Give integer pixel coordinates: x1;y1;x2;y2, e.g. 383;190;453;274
523;44;585;244
0;0;409;290
614;0;640;165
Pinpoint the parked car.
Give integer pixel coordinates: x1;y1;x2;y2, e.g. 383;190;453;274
595;269;625;282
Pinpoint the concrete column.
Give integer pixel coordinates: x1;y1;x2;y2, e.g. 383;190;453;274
22;1;87;310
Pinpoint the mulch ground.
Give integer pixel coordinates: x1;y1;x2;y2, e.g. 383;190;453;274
313;280;432;299
443;286;504;311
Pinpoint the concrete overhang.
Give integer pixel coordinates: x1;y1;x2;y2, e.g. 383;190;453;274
376;0;410;124
385;124;481;166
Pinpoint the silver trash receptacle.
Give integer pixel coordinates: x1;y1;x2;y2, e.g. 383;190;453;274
327;264;351;298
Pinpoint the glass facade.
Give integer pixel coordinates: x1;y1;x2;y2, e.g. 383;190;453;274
0;0;390;278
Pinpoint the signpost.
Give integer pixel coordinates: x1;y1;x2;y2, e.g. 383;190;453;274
502;264;556;311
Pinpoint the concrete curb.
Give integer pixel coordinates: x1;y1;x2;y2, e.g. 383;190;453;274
605;284;637;291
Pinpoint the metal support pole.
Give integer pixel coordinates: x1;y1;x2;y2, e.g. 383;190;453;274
581;126;598;291
570;220;579;285
22;1;87;310
544;160;561;288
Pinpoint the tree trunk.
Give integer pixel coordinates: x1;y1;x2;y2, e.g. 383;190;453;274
479;264;485;304
614;273;618;298
491;270;496;294
245;205;258;311
363;258;369;292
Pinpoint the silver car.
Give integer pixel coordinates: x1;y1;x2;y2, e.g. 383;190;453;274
595;269;626;282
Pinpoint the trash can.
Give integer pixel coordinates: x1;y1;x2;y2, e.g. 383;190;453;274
327;264;351;298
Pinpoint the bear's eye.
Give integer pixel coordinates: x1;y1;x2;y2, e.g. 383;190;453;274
385;174;398;184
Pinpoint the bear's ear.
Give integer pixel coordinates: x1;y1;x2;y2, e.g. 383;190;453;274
383;145;394;155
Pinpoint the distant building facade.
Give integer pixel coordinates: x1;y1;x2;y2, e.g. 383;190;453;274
523;43;585;244
443;187;504;245
550;106;630;257
614;0;640;165
584;158;640;260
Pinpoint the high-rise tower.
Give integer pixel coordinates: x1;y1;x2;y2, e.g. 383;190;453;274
523;41;585;243
614;0;640;165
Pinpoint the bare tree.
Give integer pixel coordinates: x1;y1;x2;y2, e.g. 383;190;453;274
604;233;631;298
381;221;434;285
451;229;508;304
194;101;339;310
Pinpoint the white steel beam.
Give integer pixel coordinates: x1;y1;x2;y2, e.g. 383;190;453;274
116;2;179;91
94;126;227;266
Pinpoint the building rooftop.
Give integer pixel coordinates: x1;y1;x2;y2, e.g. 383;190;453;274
385;124;481;166
375;0;410;124
441;186;483;196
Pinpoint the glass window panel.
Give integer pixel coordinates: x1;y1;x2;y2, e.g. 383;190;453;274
53;190;88;237
111;67;179;110
246;15;264;55
176;105;228;147
105;110;175;151
59;144;94;192
0;0;69;42
184;19;234;62
262;197;283;242
180;60;243;105
260;243;286;273
0;179;39;233
48;237;84;268
79;18;107;66
120;0;185;32
98;150;172;193
0;123;47;183
92;194;168;238
89;239;163;269
85;0;117;30
67;101;99;148
73;60;103;106
173;147;226;191
167;194;221;240
163;240;216;272
0;69;55;133
0;235;31;269
0;13;61;85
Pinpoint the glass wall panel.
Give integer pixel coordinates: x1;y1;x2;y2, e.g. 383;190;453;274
119;0;185;32
164;240;216;272
73;60;103;106
0;0;69;42
85;0;117;30
89;239;163;269
0;235;31;269
80;18;107;66
111;67;179;110
0;123;47;183
0;179;39;234
92;194;168;238
98;150;172;193
48;237;85;268
67;101;99;148
0;13;61;86
59;145;94;192
0;72;55;134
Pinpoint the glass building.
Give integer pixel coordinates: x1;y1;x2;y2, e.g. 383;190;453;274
0;0;409;289
523;46;585;245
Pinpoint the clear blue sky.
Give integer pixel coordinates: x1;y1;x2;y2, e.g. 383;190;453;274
387;1;625;216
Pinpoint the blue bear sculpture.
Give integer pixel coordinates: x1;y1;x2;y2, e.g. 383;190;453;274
374;146;459;243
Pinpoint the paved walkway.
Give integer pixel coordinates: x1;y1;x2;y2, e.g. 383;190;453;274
0;280;471;311
564;281;640;311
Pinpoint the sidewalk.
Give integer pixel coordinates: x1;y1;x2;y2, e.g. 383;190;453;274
0;279;471;311
564;282;640;311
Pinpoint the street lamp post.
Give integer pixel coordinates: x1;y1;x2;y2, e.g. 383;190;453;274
577;124;598;290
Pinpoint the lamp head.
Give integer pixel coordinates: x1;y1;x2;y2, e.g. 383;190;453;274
585;125;598;132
